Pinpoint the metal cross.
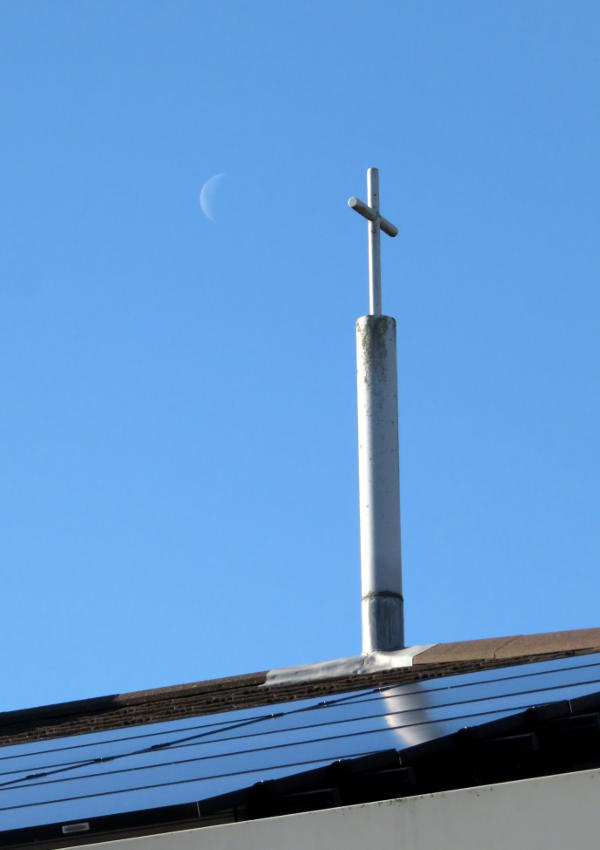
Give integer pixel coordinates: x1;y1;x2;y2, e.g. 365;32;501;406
348;167;398;316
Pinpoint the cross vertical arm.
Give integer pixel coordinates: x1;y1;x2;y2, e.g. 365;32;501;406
367;168;381;315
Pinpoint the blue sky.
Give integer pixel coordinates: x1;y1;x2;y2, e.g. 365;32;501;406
1;1;599;711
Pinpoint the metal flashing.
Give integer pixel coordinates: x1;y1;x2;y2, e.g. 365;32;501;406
264;646;437;687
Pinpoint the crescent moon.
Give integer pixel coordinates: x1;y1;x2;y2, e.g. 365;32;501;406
199;172;227;221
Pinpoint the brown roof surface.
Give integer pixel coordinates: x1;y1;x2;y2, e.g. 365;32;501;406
1;627;599;749
413;627;600;665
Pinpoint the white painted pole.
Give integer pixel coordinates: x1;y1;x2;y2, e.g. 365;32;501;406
349;167;403;652
356;315;404;653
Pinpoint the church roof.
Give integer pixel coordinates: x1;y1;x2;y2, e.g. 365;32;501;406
2;627;599;748
1;626;600;847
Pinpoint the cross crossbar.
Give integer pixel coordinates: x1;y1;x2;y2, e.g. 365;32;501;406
347;197;398;238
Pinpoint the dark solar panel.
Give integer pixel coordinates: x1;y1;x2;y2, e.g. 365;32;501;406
2;652;600;832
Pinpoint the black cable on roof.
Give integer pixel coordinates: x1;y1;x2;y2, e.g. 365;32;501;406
0;684;381;764
4;686;592;816
0;686;386;789
0;747;386;815
0;700;561;797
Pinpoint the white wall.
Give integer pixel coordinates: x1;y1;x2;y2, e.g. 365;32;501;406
78;768;600;850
